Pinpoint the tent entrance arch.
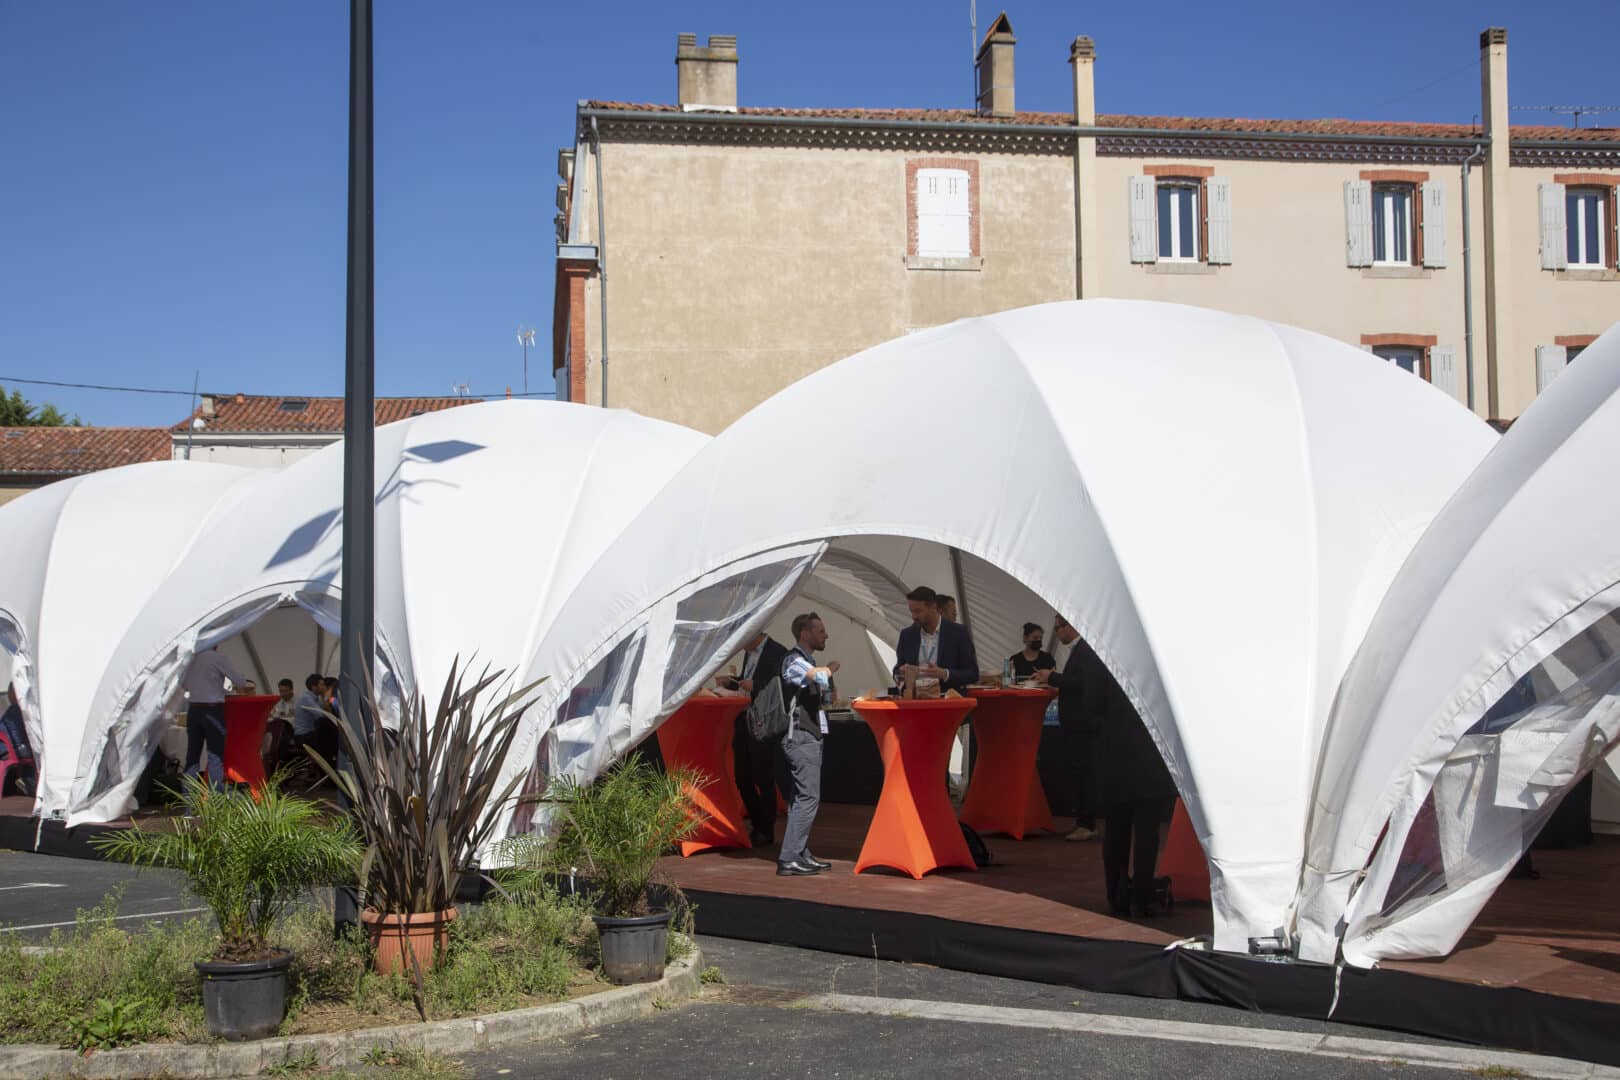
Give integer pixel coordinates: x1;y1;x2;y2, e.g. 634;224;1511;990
1333;591;1620;967
67;585;408;828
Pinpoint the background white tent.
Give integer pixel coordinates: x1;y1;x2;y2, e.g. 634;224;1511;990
507;299;1497;951
1297;324;1620;967
0;462;258;819
64;401;707;826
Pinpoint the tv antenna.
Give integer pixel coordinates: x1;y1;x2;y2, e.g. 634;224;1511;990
450;382;472;398
1512;104;1620;129
517;326;536;397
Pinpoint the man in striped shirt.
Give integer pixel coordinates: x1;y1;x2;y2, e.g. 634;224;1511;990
777;612;839;876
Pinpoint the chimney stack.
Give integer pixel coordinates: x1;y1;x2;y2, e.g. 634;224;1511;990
975;12;1016;117
676;33;738;112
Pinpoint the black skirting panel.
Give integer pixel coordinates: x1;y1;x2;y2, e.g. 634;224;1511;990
683;886;1620;1067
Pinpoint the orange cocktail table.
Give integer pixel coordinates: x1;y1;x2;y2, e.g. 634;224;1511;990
851;697;978;878
222;694;277;794
658;694;752;857
959;687;1056;839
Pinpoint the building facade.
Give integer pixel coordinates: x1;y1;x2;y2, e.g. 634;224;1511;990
171;393;473;467
552;23;1620;434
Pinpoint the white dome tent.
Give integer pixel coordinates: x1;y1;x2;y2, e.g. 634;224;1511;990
1297;324;1620;967
0;461;259;819
505;299;1497;952
64;401;707;827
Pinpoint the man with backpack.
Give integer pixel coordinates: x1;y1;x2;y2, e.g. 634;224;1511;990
719;631;789;847
776;613;839;876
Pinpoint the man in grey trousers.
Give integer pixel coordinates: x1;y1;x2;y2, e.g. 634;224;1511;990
777;612;839;876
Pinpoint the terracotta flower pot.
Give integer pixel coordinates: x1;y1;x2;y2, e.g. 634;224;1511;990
361;907;457;976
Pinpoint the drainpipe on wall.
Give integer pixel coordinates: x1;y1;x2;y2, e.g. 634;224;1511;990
590;115;609;409
1460;142;1487;414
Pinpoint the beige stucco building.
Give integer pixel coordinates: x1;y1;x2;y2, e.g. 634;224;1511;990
552;23;1619;433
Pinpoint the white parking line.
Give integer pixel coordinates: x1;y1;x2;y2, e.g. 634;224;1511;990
0;883;65;892
0;906;209;933
806;993;1620;1079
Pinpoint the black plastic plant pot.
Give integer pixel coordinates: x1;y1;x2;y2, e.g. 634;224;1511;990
195;949;292;1040
593;910;670;985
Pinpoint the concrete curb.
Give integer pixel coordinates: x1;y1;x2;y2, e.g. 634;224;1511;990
2;949;703;1079
807;992;1620;1080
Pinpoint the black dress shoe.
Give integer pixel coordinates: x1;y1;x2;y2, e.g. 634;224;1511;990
777;860;823;876
803;854;831;870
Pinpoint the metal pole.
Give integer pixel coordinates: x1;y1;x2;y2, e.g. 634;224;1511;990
590;116;608;408
1461;142;1486;413
183;370;199;461
336;0;375;932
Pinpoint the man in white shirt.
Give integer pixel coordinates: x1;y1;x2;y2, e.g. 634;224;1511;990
181;647;245;791
778;613;839;876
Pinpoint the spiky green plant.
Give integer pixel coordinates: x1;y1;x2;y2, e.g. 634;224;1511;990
507;754;706;918
306;661;538;918
91;776;361;961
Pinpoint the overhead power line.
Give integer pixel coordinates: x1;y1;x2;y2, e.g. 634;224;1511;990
0;374;558;401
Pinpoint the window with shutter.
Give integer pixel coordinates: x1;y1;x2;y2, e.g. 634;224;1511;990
1156;180;1200;261
916;168;971;258
1206;176;1233;265
1373;344;1428;380
1128;175;1157;263
1344;181;1373;267
1371;184;1415;266
1420;182;1446;268
1567;188;1609;268
1536;345;1569;393
1429;345;1461;402
1539;183;1569;270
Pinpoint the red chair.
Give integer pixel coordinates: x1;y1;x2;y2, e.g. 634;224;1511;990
0;730;36;798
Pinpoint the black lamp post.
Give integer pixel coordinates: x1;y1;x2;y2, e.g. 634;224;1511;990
336;0;375;930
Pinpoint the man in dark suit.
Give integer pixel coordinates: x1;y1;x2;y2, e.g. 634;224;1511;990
1036;616;1098;841
893;586;979;692
720;632;790;848
1039;615;1177;917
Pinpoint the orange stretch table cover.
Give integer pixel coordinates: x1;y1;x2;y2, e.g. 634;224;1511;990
658;695;752;857
223;695;278;793
1157;798;1211;901
959;687;1057;839
851;697;979;878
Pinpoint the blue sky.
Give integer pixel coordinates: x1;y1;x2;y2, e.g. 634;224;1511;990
2;1;1614;426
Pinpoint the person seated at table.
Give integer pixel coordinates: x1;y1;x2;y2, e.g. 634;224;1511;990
181;646;245;792
1009;623;1057;680
263;678;298;770
779;613;839;877
718;632;790;848
290;673;334;767
893;586;979;692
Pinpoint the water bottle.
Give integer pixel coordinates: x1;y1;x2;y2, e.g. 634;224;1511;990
1002;658;1012;685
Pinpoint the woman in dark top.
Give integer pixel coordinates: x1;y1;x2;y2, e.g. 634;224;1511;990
1009;622;1057;679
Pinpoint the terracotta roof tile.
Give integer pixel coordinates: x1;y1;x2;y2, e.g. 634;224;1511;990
0;427;170;476
173;394;477;434
585;101;1620;142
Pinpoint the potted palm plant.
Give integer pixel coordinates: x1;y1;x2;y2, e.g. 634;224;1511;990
93;776;360;1041
519;754;705;984
307;661;534;989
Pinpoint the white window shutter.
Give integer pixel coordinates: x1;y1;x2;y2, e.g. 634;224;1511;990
916;168;971;258
1206;176;1233;264
1344;180;1372;267
1129;175;1157;263
1540;183;1568;270
1536;345;1568;393
1421;182;1446;268
1430;345;1461;402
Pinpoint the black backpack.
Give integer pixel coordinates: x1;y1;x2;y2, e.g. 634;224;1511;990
747;649;805;741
